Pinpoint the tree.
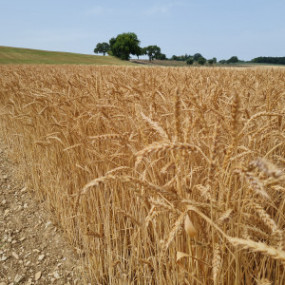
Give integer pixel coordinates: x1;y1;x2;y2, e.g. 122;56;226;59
193;53;203;62
197;57;206;65
186;58;194;65
135;46;145;59
251;57;285;65
156;53;167;60
208;59;214;65
227;56;239;64
208;57;217;65
94;42;110;56
171;54;192;61
109;37;116;48
144;45;161;61
109;32;141;60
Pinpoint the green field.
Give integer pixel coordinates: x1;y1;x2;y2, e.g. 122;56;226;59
0;46;134;65
1;46;282;67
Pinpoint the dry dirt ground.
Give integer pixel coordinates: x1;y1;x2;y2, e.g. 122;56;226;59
0;139;85;285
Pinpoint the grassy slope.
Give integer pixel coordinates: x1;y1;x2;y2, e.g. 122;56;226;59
0;46;134;65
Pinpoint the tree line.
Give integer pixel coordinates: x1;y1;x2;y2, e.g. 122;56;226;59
94;32;285;65
94;32;166;61
251;57;285;65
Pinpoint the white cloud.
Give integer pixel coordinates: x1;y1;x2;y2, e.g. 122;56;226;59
144;1;183;16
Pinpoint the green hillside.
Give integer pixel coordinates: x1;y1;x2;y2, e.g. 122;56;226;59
0;46;134;65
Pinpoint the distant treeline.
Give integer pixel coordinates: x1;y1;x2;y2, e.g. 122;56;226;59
251;57;285;65
171;54;285;65
94;32;285;65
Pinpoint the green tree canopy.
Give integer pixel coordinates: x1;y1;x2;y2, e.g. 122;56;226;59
251;56;285;65
186;57;194;65
144;45;161;61
156;53;167;60
208;58;217;65
227;56;239;64
109;33;141;60
193;53;203;61
135;46;145;59
208;59;214;65
186;58;194;65
197;57;206;65
94;42;110;56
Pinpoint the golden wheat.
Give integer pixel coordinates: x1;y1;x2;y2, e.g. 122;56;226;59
0;64;285;284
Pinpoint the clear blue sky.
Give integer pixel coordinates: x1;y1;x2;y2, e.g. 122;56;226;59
1;0;284;60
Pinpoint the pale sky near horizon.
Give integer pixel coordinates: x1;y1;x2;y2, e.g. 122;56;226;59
0;0;284;61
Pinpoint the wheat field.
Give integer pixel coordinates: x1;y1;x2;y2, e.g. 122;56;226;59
0;65;285;284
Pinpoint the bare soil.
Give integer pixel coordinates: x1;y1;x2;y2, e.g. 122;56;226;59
0;140;84;285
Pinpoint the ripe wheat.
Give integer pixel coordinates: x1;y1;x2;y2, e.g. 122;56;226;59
0;64;285;284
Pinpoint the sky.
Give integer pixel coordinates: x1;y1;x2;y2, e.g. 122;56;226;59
0;0;284;61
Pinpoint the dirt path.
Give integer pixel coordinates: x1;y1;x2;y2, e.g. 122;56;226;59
0;140;85;285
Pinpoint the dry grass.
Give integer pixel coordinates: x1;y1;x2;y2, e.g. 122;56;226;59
0;64;285;284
